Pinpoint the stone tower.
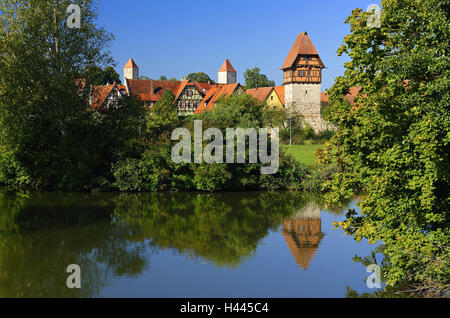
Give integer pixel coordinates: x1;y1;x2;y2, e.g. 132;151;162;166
281;32;328;133
218;59;237;84
124;58;139;83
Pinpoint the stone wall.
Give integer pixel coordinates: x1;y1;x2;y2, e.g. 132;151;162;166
218;71;236;84
285;83;332;133
124;68;138;83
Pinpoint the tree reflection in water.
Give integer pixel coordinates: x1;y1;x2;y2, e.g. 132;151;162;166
0;191;334;297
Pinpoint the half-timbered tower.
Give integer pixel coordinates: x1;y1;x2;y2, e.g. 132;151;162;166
281;32;328;132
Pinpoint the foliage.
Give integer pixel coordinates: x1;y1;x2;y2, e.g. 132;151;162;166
112;191;307;267
243;67;275;89
0;191;311;297
158;75;178;81
145;89;180;135
301;164;338;192
318;0;450;293
0;0;120;190
186;72;215;83
85;65;121;85
113;93;307;191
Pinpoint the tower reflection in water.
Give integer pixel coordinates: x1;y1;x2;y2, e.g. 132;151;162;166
282;202;325;270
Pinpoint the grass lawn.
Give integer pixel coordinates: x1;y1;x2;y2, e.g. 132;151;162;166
282;144;323;166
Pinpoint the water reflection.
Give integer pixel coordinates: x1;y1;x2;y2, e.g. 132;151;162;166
282;202;324;270
0;191;320;297
0;192;154;297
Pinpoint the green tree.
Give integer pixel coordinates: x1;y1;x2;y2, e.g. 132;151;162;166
85;65;121;85
186;72;215;83
0;0;114;189
112;89;187;192
146;89;179;136
318;0;449;295
102;66;121;84
159;75;178;81
243;67;275;89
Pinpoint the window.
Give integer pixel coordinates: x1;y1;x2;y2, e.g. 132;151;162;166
188;102;192;108
271;96;274;100
180;101;186;108
186;89;193;97
298;70;304;77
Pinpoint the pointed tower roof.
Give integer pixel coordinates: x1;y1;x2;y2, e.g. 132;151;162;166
124;58;139;69
218;59;236;73
281;32;325;69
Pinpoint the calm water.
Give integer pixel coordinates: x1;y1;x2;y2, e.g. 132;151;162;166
0;191;378;298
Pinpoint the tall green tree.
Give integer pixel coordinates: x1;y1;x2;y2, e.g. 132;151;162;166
319;0;449;296
243;67;275;89
0;0;114;189
146;89;179;136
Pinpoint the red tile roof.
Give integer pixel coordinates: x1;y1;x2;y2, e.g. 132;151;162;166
273;86;285;105
246;86;285;106
246;87;273;101
218;59;236;73
127;79;212;104
91;84;118;110
194;83;241;114
127;79;179;102
117;84;127;95
124;57;139;69
281;32;325;70
321;86;362;105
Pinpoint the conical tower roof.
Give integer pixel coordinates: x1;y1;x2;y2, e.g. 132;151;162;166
124;58;139;69
218;59;236;73
281;32;325;69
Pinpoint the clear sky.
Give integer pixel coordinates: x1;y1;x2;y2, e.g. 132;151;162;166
97;0;380;91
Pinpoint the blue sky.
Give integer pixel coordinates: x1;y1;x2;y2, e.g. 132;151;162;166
97;0;380;91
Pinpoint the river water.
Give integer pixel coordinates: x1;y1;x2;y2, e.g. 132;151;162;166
0;191;378;297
